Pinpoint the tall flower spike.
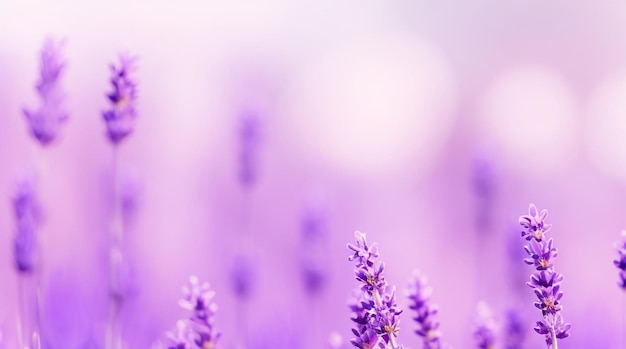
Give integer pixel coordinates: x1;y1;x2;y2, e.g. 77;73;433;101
347;231;404;349
613;230;626;290
503;308;525;349
406;271;442;349
179;276;220;348
12;176;41;273
473;302;496;349
23;38;68;146
519;204;571;348
102;54;138;144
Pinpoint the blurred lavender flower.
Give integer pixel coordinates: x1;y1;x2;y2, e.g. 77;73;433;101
473;302;496;349
12;176;41;273
613;230;626;289
166;321;194;349
230;253;254;300
102;54;138;144
237;109;260;188
347;231;403;349
472;152;495;231
23;38;68;146
503;309;524;349
406;271;442;349
519;204;571;348
178;276;220;348
300;198;329;297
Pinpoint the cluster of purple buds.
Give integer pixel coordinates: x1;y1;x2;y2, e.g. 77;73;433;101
23;38;68;146
347;231;403;349
102;54;138;144
166;276;220;349
519;204;571;348
613;230;626;290
405;271;442;349
12;176;41;273
473;302;496;349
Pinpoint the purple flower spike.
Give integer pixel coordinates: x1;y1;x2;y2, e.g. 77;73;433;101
102;54;138;144
166;320;194;349
518;204;570;348
347;231;404;349
473;302;497;349
406;271;442;349
300;199;329;297
179;276;220;348
12;176;41;273
613;230;626;289
23;38;68;146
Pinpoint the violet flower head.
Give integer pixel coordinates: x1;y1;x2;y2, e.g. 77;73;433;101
12;176;41;273
613;230;626;290
518;204;571;348
347;231;404;349
406;271;442;349
102;54;138;144
473;302;497;349
23;38;68;146
179;276;221;348
237;109;260;187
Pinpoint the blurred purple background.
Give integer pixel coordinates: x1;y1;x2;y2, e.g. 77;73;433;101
1;0;626;348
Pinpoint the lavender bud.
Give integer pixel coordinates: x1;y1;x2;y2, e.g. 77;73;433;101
23;38;68;146
102;54;138;144
347;231;403;349
12;176;41;273
473;302;496;349
406;271;442;349
518;204;571;347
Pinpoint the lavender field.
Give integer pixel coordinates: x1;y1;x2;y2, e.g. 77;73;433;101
1;1;626;348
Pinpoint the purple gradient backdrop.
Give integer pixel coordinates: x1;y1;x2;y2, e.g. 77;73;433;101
2;1;626;348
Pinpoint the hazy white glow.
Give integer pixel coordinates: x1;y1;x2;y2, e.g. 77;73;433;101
285;33;457;175
478;66;578;174
585;70;626;180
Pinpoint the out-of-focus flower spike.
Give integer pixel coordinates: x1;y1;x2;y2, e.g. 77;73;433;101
102;53;138;144
23;38;68;146
473;301;497;349
406;271;442;349
12;175;41;273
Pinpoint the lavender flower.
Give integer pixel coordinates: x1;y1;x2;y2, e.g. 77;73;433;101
237;109;260;187
347;231;403;349
12;176;41;273
178;276;220;348
300;199;329;297
473;302;496;349
406;271;442;349
102;54;138;144
519;204;571;348
503;309;524;349
166;320;194;349
23;38;68;146
613;230;626;289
